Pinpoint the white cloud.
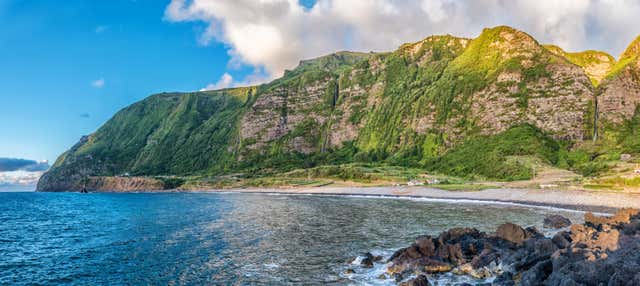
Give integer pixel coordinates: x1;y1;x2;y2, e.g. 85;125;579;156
91;78;105;88
0;170;45;187
200;72;234;91
165;0;640;81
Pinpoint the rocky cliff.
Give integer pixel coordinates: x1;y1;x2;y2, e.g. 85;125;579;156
37;26;640;191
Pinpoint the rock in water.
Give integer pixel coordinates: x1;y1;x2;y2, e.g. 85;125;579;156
543;215;572;229
360;252;379;268
398;274;432;286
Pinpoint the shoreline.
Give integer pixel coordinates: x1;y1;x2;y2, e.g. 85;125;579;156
194;186;640;214
31;185;640;214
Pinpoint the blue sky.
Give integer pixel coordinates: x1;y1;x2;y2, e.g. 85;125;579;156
1;0;639;164
0;0;251;162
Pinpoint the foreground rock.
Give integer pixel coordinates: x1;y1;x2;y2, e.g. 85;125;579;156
380;208;640;285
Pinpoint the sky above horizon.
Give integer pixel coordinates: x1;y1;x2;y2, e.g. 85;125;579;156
1;0;640;163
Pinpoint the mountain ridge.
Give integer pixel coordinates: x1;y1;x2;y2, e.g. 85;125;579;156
37;26;640;192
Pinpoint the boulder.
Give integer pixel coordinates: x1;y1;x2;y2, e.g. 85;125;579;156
496;222;529;244
543;214;572;229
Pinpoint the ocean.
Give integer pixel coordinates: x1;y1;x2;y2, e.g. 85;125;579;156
0;191;585;285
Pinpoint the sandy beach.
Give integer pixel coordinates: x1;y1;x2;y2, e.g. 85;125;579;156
204;186;640;213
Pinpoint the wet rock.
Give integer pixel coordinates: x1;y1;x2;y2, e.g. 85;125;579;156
398;274;431;286
585;208;640;228
493;271;515;286
359;252;383;268
391;269;414;282
422;259;452;273
377;273;387;280
544;214;572;229
551;231;571;249
361;256;374;268
344;268;355;275
519;259;553;285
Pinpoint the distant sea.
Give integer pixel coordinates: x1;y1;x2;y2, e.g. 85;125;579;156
0;185;35;192
0;192;584;285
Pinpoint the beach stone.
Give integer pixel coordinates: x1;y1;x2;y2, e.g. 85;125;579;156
544;215;572;229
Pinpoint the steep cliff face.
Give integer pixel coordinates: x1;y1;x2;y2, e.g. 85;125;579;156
37;26;640;191
544;45;616;86
598;37;640;125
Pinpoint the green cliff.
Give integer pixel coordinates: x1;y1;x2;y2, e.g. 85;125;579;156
37;26;640;191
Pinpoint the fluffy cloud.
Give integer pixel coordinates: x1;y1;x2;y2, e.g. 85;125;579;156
200;72;234;91
0;158;49;189
92;78;105;88
165;0;640;81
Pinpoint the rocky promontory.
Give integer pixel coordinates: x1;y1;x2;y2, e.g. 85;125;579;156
360;208;640;285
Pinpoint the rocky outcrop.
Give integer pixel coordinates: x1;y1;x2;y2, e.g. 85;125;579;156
369;208;640;285
597;36;640;124
598;61;640;124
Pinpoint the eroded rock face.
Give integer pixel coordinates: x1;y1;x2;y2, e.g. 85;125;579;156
379;208;640;285
598;61;640;124
240;80;331;154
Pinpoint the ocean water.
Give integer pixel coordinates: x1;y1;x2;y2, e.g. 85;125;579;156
0;192;585;285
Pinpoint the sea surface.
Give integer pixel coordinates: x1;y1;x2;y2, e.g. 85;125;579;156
0;191;585;285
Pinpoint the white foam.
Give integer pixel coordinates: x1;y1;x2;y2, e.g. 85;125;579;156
236;192;610;216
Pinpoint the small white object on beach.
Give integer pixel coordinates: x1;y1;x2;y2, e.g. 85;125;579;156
540;184;558;189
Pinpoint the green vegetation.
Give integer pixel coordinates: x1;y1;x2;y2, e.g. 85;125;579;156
426;125;560;181
543;44;615;85
39;26;640;192
49;90;251;177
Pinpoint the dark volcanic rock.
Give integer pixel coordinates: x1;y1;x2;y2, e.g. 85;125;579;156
384;208;640;285
544;214;572;229
360;252;383;268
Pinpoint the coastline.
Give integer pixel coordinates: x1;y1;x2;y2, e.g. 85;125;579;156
195;186;640;214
